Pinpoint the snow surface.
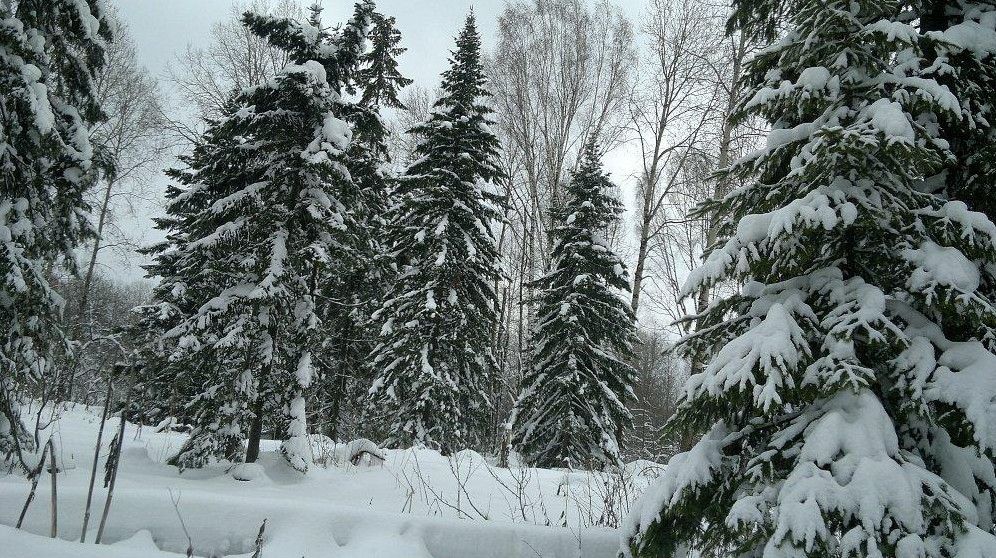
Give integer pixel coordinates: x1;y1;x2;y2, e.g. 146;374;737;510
1;405;658;557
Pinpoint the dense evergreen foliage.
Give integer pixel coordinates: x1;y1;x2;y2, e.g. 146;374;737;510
509;139;637;469
0;0;112;466
625;1;996;557
357;11;412;112
366;14;504;454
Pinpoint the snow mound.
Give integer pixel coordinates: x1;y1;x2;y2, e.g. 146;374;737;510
111;529;160;551
331;525;434;558
230;462;266;481
343;438;386;466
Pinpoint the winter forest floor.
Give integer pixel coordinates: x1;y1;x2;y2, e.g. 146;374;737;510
1;405;661;557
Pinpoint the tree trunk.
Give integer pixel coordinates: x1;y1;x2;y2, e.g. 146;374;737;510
65;176;116;406
631;201;652;314
79;177;116;329
245;395;264;463
919;0;946;33
48;439;58;538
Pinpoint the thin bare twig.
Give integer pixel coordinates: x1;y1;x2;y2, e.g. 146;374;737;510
168;489;195;558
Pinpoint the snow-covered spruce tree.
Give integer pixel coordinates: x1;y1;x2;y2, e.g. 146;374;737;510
366;13;504;454
624;1;996;557
920;2;996;232
309;5;412;439
153;2;375;473
126;103;246;433
0;0;111;465
901;0;996;541
356;11;412;114
509;139;637;470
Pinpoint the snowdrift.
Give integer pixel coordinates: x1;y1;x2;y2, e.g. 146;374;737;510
1;405;660;557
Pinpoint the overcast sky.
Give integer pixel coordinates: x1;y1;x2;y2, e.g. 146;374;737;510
104;0;647;283
115;0;646;90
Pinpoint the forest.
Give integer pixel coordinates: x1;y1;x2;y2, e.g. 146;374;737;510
2;0;996;557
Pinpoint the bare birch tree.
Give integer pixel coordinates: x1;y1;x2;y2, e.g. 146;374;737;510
676;25;766;379
627;0;723;316
630;0;762;334
162;0;302;144
50;13;166;404
491;0;634;250
388;85;436;167
82;16;165;331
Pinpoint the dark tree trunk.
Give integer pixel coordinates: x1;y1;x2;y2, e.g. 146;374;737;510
245;396;264;463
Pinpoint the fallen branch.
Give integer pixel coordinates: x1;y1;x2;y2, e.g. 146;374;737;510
251;518;267;558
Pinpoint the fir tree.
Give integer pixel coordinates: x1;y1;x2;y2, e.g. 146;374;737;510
509;139;637;470
366;13;504;454
0;0;112;466
625;1;996;557
139;2;376;472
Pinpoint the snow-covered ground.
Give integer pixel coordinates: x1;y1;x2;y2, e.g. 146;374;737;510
1;405;661;557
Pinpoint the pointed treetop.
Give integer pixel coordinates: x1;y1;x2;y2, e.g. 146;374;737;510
430;9;489;115
578;136;602;175
307;2;323;29
565;137;625;230
456;10;481;55
357;10;412;109
405;8;502;185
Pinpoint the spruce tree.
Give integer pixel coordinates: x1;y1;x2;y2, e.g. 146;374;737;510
138;2;376;472
128;102;251;457
905;0;996;539
0;0;112;465
357;12;412;112
922;3;996;242
311;7;412;439
625;1;996;556
509;139;637;469
366;13;504;453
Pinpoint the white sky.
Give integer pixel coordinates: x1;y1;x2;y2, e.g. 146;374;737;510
115;1;646;86
104;0;649;291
